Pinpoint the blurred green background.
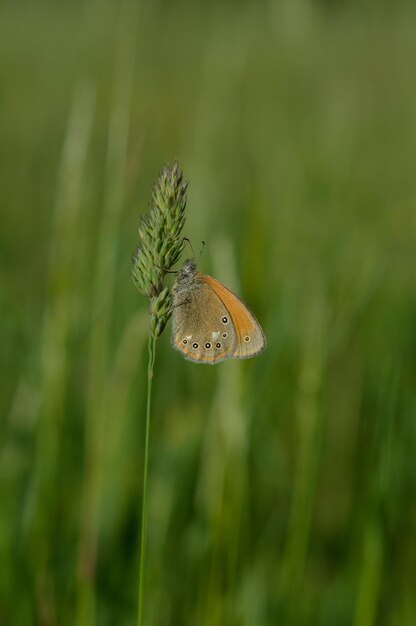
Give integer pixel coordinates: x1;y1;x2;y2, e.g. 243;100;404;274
1;1;416;625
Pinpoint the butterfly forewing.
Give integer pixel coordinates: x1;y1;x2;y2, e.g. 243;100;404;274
201;274;266;359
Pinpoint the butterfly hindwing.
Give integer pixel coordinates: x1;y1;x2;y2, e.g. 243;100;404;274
171;279;237;363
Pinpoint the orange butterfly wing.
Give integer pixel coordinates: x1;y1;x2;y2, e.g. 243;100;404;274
200;274;266;359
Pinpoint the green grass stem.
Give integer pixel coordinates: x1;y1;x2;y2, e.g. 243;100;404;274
138;334;156;626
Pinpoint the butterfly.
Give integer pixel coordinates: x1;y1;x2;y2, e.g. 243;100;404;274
171;259;266;364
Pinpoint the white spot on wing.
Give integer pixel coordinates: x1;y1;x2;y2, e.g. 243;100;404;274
212;331;220;340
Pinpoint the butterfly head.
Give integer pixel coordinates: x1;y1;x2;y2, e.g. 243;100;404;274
181;259;197;275
173;259;198;292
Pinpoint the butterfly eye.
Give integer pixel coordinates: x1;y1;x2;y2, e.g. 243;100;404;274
192;342;199;349
215;342;221;349
221;316;228;324
244;336;250;342
205;342;211;349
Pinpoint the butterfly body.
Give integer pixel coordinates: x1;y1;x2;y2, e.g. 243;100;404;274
171;260;266;364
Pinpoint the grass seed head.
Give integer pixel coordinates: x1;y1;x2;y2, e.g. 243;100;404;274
132;162;187;337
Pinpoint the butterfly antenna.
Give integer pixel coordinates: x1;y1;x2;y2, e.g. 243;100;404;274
182;237;205;262
182;237;196;260
198;240;206;260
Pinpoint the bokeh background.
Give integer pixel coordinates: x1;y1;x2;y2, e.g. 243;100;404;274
1;1;416;624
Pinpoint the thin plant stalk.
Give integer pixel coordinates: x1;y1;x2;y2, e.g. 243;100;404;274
131;162;188;623
138;334;156;626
